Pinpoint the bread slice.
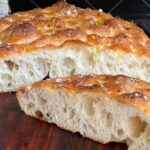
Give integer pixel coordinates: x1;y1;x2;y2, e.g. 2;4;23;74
17;74;150;150
0;0;150;92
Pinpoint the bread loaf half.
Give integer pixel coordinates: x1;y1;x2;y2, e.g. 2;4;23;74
0;0;150;92
17;74;150;150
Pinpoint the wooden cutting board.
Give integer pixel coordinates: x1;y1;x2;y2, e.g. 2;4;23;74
0;93;127;150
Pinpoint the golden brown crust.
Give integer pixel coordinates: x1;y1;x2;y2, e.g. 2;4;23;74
17;74;150;114
0;0;149;58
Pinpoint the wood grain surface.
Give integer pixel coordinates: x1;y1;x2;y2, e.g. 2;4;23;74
0;93;127;150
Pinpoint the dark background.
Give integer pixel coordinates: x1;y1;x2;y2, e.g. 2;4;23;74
9;0;150;14
9;0;150;36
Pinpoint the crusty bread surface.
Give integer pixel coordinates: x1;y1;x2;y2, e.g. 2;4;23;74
0;0;150;92
17;74;150;150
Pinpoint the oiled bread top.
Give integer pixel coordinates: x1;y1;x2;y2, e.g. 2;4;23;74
0;0;149;58
18;74;150;114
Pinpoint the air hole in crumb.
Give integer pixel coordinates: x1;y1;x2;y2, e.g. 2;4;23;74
40;97;47;105
126;138;132;145
119;68;124;72
117;129;124;137
1;74;12;81
47;62;51;68
126;116;147;139
35;110;43;118
70;68;76;75
80;95;95;117
69;110;75;119
83;124;87;130
128;64;136;69
29;71;34;77
63;107;67;113
63;57;76;75
107;113;112;119
106;63;112;68
5;60;19;71
27;103;34;109
46;113;49;117
88;125;96;134
43;73;50;80
51;69;57;77
8;83;12;87
106;112;113;127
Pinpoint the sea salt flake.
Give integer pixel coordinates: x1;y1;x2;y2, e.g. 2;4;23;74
98;9;103;13
99;84;104;87
66;9;72;16
144;95;148;100
134;92;141;97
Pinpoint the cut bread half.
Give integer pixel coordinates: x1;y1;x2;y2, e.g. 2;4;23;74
17;74;150;150
0;0;150;92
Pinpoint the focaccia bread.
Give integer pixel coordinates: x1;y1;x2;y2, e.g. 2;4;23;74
17;74;150;150
0;0;150;92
